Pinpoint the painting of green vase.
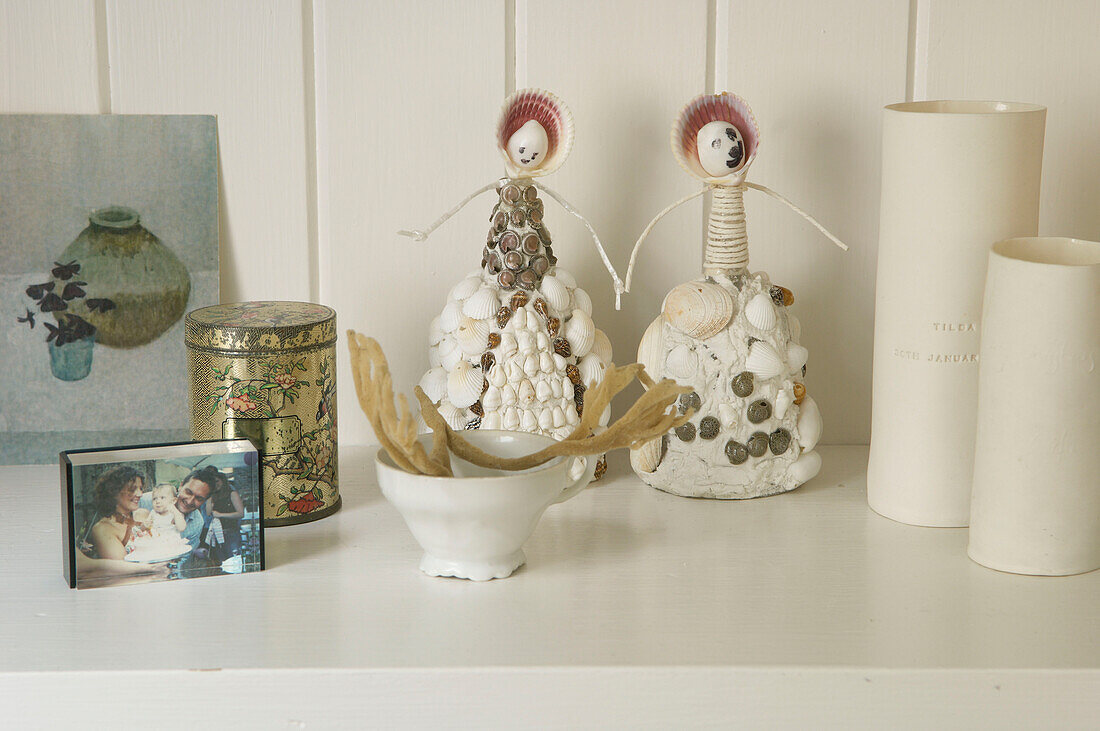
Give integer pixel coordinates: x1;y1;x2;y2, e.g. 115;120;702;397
0;115;219;464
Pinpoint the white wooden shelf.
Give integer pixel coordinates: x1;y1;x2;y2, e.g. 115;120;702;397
2;445;1098;728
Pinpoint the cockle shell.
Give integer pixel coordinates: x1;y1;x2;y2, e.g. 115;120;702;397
539;274;571;313
591;329;612;364
672;92;760;185
637;316;666;378
462;287;500;320
788;314;802;340
789;450;822;486
497;88;574;179
439;401;468;431
662;281;734;340
455;317;490;356
554;269;577;288
418;367;448;403
578;353;605;388
439;338;463;370
745;341;784;381
447;361;483;408
745;293;777;331
428;317;444;346
440;300;464;333
449;276;481;302
572;287;593;317
796;395;822;451
428;348;442;368
631;438;663;474
664;344;697;380
563;309;595;358
787;342;809;372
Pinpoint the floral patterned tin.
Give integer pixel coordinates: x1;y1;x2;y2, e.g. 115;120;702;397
185;301;339;526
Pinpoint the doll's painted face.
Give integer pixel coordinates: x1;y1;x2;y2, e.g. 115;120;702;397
696;120;745;177
506;120;549;171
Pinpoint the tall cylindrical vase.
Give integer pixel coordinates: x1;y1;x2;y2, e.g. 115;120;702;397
969;238;1100;575
867;101;1046;527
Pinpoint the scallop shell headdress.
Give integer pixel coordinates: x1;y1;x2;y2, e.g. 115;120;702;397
672;92;760;185
497;88;575;179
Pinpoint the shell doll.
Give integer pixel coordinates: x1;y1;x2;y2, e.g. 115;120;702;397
401;89;623;477
624;92;848;499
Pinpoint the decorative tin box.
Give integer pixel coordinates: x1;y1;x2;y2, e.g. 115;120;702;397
185;301;339;526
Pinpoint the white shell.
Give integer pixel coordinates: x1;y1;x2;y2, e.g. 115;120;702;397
415;411;429;434
563;309;595;358
550;377;562;398
462;287;499;320
428;348;442;368
516;329;536;353
450;365;484;407
538;408;553;430
696;119;746;178
497;332;518;356
745;293;777;331
591;329;612;365
455;317;489;356
788;314;802;340
572;287;593;316
540;274;571;313
775;386;793;420
521;409;538;431
796;396;822;451
448;276;481;302
503;407;521;430
789;450;822;486
518;379;536;406
664;344;697;380
746;341;785;381
439;401;468;431
447;361;483;408
511;307;528;331
439;339;464;370
523;353;540;377
535;330;550;352
787;342;809;372
536;379;552;402
539;351;554;373
552;353;567;370
553;269;576;288
482;385;502;411
500;383;517;406
718;402;737;426
418;367;448;403
489;363;508;387
637;317;666;379
630;438;662;473
505;361;524;382
561;377;574;400
440;300;464;333
578;353;605;388
552;406;566;428
428;317;444;346
566;404;579;424
662;281;734;339
507;119;549;172
481;411;501;430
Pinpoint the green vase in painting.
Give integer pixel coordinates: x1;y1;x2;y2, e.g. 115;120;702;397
59;206;191;348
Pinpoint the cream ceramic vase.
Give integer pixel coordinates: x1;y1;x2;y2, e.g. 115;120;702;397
867;101;1046;527
969;237;1100;576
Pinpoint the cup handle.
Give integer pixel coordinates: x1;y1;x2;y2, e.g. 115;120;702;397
553;455;600;504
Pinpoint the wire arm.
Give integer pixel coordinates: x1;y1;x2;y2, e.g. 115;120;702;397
623;187;708;293
744;182;849;252
397;180;501;241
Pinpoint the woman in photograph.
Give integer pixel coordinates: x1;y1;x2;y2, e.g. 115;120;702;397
87;465;152;560
206;472;244;559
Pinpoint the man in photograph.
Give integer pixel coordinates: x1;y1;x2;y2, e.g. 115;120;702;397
139;465;219;549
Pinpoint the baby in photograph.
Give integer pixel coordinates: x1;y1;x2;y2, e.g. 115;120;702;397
145;483;186;537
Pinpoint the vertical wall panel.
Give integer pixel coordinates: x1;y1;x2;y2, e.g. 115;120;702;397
726;0;910;444
526;0;709;398
923;0;1100;242
316;0;504;446
107;0;312;303
0;0;102;112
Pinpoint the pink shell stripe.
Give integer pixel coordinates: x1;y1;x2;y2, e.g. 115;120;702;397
498;90;566;161
674;92;760;180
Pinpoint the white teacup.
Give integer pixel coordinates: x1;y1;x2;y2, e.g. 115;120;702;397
375;430;598;580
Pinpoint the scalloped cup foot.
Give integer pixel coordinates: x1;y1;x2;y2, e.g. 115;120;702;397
420;550;526;581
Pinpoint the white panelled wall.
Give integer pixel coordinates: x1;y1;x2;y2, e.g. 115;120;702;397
2;0;1097;447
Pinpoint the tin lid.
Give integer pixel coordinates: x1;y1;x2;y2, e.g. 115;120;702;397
185;301;337;354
